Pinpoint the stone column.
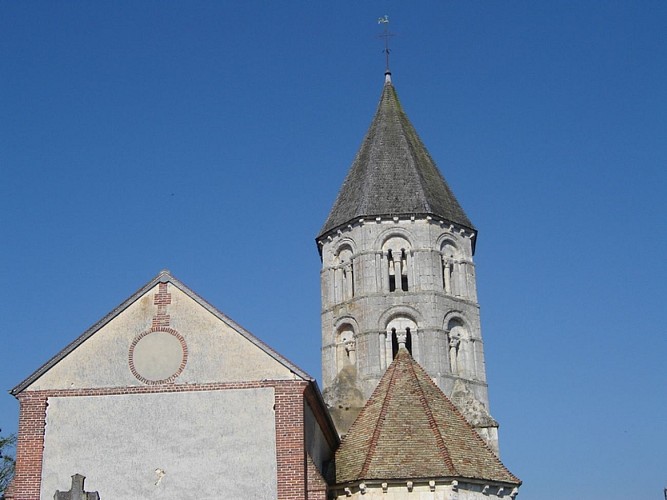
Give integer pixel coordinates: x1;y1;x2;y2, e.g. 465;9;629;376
443;257;452;294
459;261;469;298
329;268;336;306
379;332;387;370
453;261;462;297
345;262;354;299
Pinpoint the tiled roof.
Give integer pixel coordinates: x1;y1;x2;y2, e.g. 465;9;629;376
335;348;520;485
318;78;475;238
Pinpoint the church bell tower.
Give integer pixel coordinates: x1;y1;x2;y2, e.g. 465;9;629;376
317;73;499;452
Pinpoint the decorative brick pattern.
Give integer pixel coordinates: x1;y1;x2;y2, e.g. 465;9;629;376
151;282;171;329
127;282;189;385
128;327;188;385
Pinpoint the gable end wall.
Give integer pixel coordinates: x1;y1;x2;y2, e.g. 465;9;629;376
8;380;320;500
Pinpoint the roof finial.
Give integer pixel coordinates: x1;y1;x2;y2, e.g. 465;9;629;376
377;15;394;83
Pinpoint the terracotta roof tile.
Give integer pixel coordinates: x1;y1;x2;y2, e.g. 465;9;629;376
335;348;520;485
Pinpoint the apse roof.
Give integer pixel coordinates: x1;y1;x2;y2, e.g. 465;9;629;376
335;347;520;486
318;75;475;239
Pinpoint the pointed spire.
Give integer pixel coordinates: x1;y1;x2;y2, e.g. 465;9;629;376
335;349;520;485
318;79;474;238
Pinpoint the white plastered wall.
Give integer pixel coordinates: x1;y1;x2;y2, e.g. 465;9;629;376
28;283;295;391
41;389;277;500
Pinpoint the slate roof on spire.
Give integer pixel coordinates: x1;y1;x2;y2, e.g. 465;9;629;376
318;79;475;238
335;348;520;485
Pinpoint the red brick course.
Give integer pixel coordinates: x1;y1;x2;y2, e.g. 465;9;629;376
151;282;172;329
306;453;328;500
6;393;47;500
274;382;308;499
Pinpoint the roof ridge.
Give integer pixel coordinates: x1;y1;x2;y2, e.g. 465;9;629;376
359;355;400;478
411;358;490;444
409;357;521;483
406;353;457;474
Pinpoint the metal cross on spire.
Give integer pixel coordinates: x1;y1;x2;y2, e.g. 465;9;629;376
377;15;395;75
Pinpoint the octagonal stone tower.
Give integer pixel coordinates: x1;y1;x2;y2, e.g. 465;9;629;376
317;73;499;452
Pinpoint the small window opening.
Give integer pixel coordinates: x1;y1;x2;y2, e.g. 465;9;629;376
387;250;396;292
400;249;409;291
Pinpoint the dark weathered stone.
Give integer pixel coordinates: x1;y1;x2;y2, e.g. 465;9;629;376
54;474;99;500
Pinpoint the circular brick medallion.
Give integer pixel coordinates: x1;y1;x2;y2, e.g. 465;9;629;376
129;328;187;384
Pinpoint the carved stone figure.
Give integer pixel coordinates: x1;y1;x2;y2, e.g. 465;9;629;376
448;333;461;374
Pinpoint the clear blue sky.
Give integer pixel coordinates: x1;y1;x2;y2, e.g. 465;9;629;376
2;2;666;498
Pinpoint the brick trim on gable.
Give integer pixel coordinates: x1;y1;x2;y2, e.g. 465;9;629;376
11;272;314;397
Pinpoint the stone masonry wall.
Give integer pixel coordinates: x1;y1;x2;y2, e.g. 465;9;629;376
319;217;492;432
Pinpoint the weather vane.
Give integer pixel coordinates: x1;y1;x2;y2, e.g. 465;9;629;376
377;15;394;74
